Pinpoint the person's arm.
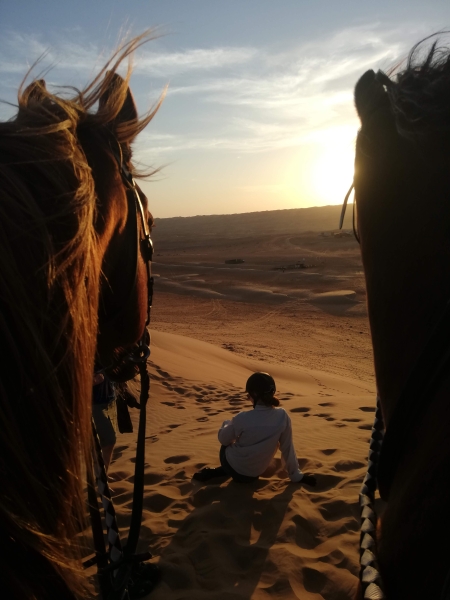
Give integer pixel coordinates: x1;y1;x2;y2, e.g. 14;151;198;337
279;412;304;482
218;418;237;446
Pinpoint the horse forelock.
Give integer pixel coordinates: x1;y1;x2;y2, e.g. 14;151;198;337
382;37;450;150
0;31;162;598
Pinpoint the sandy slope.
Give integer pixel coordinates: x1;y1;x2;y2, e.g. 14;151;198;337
91;207;377;599
107;331;376;600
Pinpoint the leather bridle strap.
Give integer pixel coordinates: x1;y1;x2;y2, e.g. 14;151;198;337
377;299;450;499
86;141;155;598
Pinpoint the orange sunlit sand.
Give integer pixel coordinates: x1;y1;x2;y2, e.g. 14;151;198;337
102;204;376;599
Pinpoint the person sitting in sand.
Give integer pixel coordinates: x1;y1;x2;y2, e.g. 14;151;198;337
193;372;317;486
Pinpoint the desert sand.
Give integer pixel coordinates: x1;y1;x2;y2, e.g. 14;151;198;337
96;206;377;600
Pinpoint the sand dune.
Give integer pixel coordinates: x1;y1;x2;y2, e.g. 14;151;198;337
88;207;377;599
105;331;376;600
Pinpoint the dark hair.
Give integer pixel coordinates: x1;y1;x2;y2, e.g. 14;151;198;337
381;34;450;150
246;372;280;407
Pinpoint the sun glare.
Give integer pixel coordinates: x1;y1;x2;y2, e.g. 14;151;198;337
310;128;355;206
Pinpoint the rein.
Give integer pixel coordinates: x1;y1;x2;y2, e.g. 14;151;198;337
85;142;156;599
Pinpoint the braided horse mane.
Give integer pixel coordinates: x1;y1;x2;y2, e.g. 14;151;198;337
0;33;161;598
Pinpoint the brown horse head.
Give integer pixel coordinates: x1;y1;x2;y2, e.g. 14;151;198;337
0;33;162;598
78;71;156;380
353;39;450;599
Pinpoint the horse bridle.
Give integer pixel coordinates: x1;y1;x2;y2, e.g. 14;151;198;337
98;140;154;377
87;140;157;599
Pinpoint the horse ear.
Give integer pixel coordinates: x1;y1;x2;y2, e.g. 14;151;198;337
99;72;138;128
354;69;388;122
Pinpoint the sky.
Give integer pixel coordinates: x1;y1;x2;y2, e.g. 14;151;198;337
0;1;449;218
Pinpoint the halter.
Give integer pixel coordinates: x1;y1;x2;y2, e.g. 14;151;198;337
85;140;157;599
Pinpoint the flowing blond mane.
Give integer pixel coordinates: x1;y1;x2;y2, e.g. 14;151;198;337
0;32;162;598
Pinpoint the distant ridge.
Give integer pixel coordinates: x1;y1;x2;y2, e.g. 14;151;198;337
153;204;353;240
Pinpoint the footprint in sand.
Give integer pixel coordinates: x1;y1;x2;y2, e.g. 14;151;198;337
311;473;343;492
279;393;296;401
164;455;190;464
173;387;187;395
292;514;322;550
333;459;365;472
156;368;170;378
114;444;128;453
162;400;186;411
302;567;329;593
318;498;358;521
144;493;173;513
143;472;164;485
290;407;310;413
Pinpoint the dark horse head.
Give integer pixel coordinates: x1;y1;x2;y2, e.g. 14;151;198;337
353;37;450;599
0;33;163;599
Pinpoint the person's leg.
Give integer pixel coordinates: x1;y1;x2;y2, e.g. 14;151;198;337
219;445;259;483
192;466;228;481
192;446;231;481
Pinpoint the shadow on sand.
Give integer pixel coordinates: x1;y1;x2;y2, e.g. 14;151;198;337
149;478;298;599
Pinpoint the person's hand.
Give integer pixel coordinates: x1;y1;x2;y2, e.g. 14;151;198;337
301;473;317;487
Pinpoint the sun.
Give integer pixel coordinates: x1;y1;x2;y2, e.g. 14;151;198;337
310;127;356;206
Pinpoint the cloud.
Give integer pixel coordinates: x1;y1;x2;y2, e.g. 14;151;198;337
134;47;257;76
141;22;436;155
0;21;440;155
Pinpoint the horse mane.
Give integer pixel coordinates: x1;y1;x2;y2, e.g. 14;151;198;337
0;32;162;598
379;35;450;149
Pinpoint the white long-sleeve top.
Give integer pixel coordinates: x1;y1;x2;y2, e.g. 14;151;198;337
218;404;303;482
